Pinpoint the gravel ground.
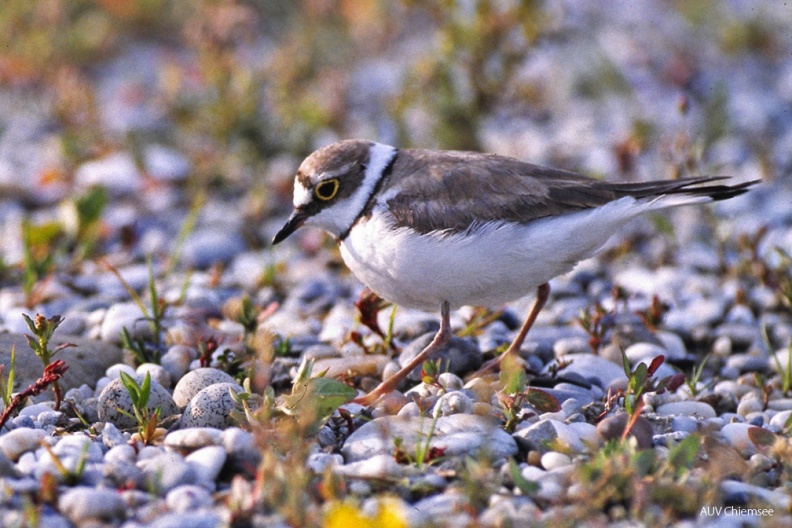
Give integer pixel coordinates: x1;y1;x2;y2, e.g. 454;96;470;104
0;2;791;527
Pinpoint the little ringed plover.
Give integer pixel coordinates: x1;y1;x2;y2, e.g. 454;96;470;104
273;139;759;406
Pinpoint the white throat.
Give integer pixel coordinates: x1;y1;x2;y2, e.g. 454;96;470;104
301;142;397;238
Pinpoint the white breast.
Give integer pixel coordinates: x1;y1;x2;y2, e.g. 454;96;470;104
339;196;658;312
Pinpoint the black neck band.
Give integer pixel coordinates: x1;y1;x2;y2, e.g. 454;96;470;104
338;150;399;242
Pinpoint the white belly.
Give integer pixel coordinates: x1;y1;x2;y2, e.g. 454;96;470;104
339;198;650;312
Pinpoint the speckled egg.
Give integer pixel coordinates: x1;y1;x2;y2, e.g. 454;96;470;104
172;368;238;407
97;375;179;429
179;382;243;429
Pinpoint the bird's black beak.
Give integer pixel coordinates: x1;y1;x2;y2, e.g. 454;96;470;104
272;210;307;245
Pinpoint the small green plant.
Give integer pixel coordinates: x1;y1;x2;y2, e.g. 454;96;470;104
21;219;62;307
621;354;684;417
579;301;609;354
765;324;792;395
0;360;69;429
353;289;399;353
636;295;668;332
392;407;445;469
419;357;449;387
229;377;266;427
497;354;560;433
119;327;160;366
117;371;163;445
274;337;292;357
106;256;167;359
458;307;504;338
0;345;16;409
40;440;91;486
278;358;356;431
684;353;713;397
66;185;108;260
508;458;540;496
236;295;260;342
198;335;220;368
23;314;74;409
166;192;205;274
575;434;704;521
600;353;685;440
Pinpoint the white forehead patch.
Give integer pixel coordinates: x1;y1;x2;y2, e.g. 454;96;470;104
293;179;312;208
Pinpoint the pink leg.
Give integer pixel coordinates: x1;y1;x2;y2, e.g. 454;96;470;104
471;283;550;377
353;301;451;406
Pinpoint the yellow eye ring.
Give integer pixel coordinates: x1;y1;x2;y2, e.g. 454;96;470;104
314;179;339;201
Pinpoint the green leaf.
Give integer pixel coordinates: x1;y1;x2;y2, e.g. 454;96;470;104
667;434;701;476
509;458;539;495
25;334;40;355
23;220;63;247
293;357;314;388
633;448;656;476
499;354;527;394
6;345;15;402
621;348;631;377
747;427;776;449
280;377;356;419
22;314;37;335
119;371;141;406
629;363;648;393
524;387;561;413
138;372;152;408
75;186;107;228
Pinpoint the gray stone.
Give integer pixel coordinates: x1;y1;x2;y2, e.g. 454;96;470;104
541;451;572;470
144;144;191;182
58;487;126;524
544;354;627;389
720;423;757;456
398;335;482;381
411;492;473;523
181;229;245;268
343;414;517;463
433;391;475;416
185;445;227;486
148;511;223;528
0;333;123;400
513;419;586;454
103;457;144;489
165;485;213;513
161;345;197;381
100;302;153;343
726;354;770;374
137;451;196;494
553;336;591;357
74;151;141;195
165;427;224;450
625;342;668;365
0;427;47;461
721;480;791;511
334;453;417;480
306;452;344;473
656;401;716;419
0;448;18;477
596;413;653;449
101;422;128;448
137;363;172;389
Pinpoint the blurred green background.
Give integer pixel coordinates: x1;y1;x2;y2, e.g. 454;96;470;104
1;0;784;193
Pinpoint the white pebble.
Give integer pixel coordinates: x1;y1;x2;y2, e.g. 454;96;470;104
541;452;572;471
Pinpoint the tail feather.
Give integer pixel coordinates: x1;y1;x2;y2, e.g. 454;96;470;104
604;176;760;202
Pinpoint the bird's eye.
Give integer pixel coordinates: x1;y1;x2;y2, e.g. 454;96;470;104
314;179;340;201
